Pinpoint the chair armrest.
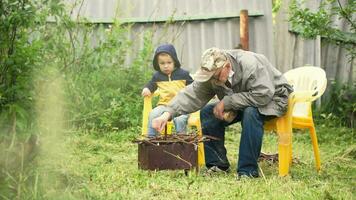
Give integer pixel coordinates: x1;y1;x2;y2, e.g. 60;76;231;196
141;95;153;135
141;91;161;135
290;91;318;103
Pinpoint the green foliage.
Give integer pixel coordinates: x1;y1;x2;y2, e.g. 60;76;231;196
0;0;47;134
289;0;355;128
272;0;282;14
289;0;356;60
1;1;155;135
315;82;356;128
38;15;155;132
64;23;153;131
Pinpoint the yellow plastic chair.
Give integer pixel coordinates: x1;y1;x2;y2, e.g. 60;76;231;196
284;66;327;171
264;66;327;176
141;91;205;168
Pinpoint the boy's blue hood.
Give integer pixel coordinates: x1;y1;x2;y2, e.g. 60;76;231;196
153;44;181;71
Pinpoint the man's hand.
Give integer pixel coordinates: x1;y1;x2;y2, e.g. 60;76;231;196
152;112;172;132
141;88;152;97
213;101;225;120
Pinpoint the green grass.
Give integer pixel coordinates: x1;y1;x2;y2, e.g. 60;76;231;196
1;124;355;199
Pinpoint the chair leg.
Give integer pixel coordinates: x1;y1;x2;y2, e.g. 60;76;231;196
196;124;205;167
276;116;292;176
309;124;321;171
290;143;293;164
278;138;291;176
187;120;205;169
198;143;205;167
278;130;292;176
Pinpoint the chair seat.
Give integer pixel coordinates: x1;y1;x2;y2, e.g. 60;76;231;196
264;118;278;131
292;116;314;129
188;111;200;126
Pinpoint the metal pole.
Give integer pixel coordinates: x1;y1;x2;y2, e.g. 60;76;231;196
315;35;321;109
240;10;249;50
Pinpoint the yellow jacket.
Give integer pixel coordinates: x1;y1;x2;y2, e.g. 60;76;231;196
144;68;193;105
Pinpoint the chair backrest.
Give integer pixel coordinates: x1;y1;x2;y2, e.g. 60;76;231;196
283;66;327;117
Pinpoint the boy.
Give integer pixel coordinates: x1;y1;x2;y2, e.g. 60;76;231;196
142;43;193;136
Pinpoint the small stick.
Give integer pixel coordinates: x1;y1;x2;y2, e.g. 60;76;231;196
258;165;267;183
142;140;160;147
163;150;192;168
174;136;198;148
164;124;167;140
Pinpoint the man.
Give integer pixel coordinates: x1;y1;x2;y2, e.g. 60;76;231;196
152;47;293;178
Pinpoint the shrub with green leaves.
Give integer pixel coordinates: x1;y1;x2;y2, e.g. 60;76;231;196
0;0;51;137
63;24;154;131
1;0;155;135
316;82;356;128
289;0;356;61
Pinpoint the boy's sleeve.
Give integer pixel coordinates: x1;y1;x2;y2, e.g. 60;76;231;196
144;73;158;93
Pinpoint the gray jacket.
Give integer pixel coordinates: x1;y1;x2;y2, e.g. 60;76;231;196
164;49;293;117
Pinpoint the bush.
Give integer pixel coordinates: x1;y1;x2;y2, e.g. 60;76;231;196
1;0;155;135
0;0;47;136
315;82;355;128
63;24;154;131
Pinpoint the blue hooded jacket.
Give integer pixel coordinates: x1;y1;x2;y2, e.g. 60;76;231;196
144;44;193;105
152;43;181;71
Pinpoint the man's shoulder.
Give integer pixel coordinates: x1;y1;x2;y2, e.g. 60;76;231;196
225;49;242;56
231;51;258;70
240;54;259;67
226;49;255;63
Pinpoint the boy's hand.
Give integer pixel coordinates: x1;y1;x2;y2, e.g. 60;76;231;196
141;88;151;97
152;112;171;132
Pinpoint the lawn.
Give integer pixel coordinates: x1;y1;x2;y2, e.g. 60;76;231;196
16;123;354;200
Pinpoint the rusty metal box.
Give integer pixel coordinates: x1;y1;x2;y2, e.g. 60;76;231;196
138;142;198;170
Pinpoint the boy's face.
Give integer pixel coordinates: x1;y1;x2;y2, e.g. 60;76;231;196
157;53;174;75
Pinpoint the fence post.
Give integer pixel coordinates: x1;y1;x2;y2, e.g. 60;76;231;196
240;10;249;50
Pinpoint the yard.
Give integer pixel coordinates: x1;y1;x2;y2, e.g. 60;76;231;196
1;0;355;199
22;124;354;199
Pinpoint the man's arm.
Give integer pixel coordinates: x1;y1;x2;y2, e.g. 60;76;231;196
152;112;171;132
164;80;215;118
152;81;215;132
223;63;275;111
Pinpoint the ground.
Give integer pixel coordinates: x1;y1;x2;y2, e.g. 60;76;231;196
2;124;354;199
27;123;354;200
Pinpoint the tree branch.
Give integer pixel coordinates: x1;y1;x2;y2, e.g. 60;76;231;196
336;0;356;31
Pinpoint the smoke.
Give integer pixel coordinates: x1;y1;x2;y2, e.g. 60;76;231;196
0;68;71;199
34;68;71;198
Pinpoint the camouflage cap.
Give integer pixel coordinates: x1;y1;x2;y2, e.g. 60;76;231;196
194;47;228;82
